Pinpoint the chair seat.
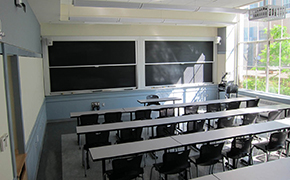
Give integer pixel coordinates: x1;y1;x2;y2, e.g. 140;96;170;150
226;148;248;159
255;142;284;152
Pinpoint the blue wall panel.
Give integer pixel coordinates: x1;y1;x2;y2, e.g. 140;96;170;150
46;85;218;120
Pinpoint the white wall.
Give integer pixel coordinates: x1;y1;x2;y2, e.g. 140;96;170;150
18;56;45;144
41;24;217;37
0;55;14;180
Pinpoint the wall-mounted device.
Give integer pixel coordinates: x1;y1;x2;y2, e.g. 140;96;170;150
91;102;100;111
15;0;26;12
0;20;4;39
0;133;9;152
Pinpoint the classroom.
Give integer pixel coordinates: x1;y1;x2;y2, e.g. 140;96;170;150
0;0;290;180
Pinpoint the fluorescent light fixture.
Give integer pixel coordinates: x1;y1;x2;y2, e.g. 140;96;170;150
73;0;141;9
163;19;203;24
69;17;119;22
120;18;164;23
141;4;199;11
73;0;247;14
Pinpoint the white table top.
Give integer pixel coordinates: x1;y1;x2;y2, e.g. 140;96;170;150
137;97;182;104
70;97;258;118
76;104;290;134
89;119;290;161
171;119;290;146
89;136;180;161
214;158;290;180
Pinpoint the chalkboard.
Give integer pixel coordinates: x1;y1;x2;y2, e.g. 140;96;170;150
145;41;213;86
145;41;213;63
50;66;135;92
49;41;135;66
48;41;136;92
146;64;212;86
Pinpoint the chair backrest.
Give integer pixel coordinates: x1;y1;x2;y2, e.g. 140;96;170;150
111;155;143;174
197;142;225;164
268;110;283;121
230;137;253;156
135;110;151;120
206;103;221;112
79;114;99;126
227;101;241;110
217;117;234;129
104;112;122;123
246;98;260;107
159;108;175;118
184;105;199;115
159;150;190;174
187;120;205;133
267;131;286;151
242;113;259;125
156;124;176;137
119;127;143;143
146;94;160;106
225;82;238;98
85;131;110;146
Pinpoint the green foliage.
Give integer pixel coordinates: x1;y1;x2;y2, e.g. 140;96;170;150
245;25;290;95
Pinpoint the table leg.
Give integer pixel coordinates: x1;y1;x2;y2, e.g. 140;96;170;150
102;159;106;180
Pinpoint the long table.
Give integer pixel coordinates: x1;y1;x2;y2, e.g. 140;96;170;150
76;104;290;135
89;119;290;180
193;157;290;180
137;97;182;106
70;97;258;119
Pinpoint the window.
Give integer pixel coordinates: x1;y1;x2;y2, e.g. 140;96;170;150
238;0;290;96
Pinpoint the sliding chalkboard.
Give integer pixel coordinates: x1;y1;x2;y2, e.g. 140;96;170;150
146;64;212;86
48;41;136;92
145;41;213;86
49;41;135;66
145;41;213;63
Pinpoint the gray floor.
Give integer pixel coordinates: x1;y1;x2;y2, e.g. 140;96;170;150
36;98;286;180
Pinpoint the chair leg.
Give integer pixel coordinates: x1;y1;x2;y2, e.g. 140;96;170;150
195;164;199;177
149;166;154;180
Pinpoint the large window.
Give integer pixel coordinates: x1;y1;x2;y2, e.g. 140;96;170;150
238;0;290;96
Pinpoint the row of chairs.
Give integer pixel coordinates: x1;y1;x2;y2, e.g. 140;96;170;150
103;130;289;180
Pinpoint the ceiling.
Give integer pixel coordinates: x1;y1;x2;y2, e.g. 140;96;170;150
27;0;262;26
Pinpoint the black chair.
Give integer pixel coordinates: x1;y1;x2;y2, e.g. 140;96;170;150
224;136;253;169
268;110;283;121
206;103;221;129
189;142;225;177
206;103;221;112
252;131;286;162
105;155;144;180
153;124;177;138
246;98;260;107
146;94;160;106
216;116;235;129
78;114;99;145
225;81;238;98
150;150;191;180
83;131;110;171
117;127;143;144
241;113;259;125
79;114;99;125
158;107;175;118
104;112;122;123
135;109;152;120
226;101;241;110
183;120;205;134
184;105;199;115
